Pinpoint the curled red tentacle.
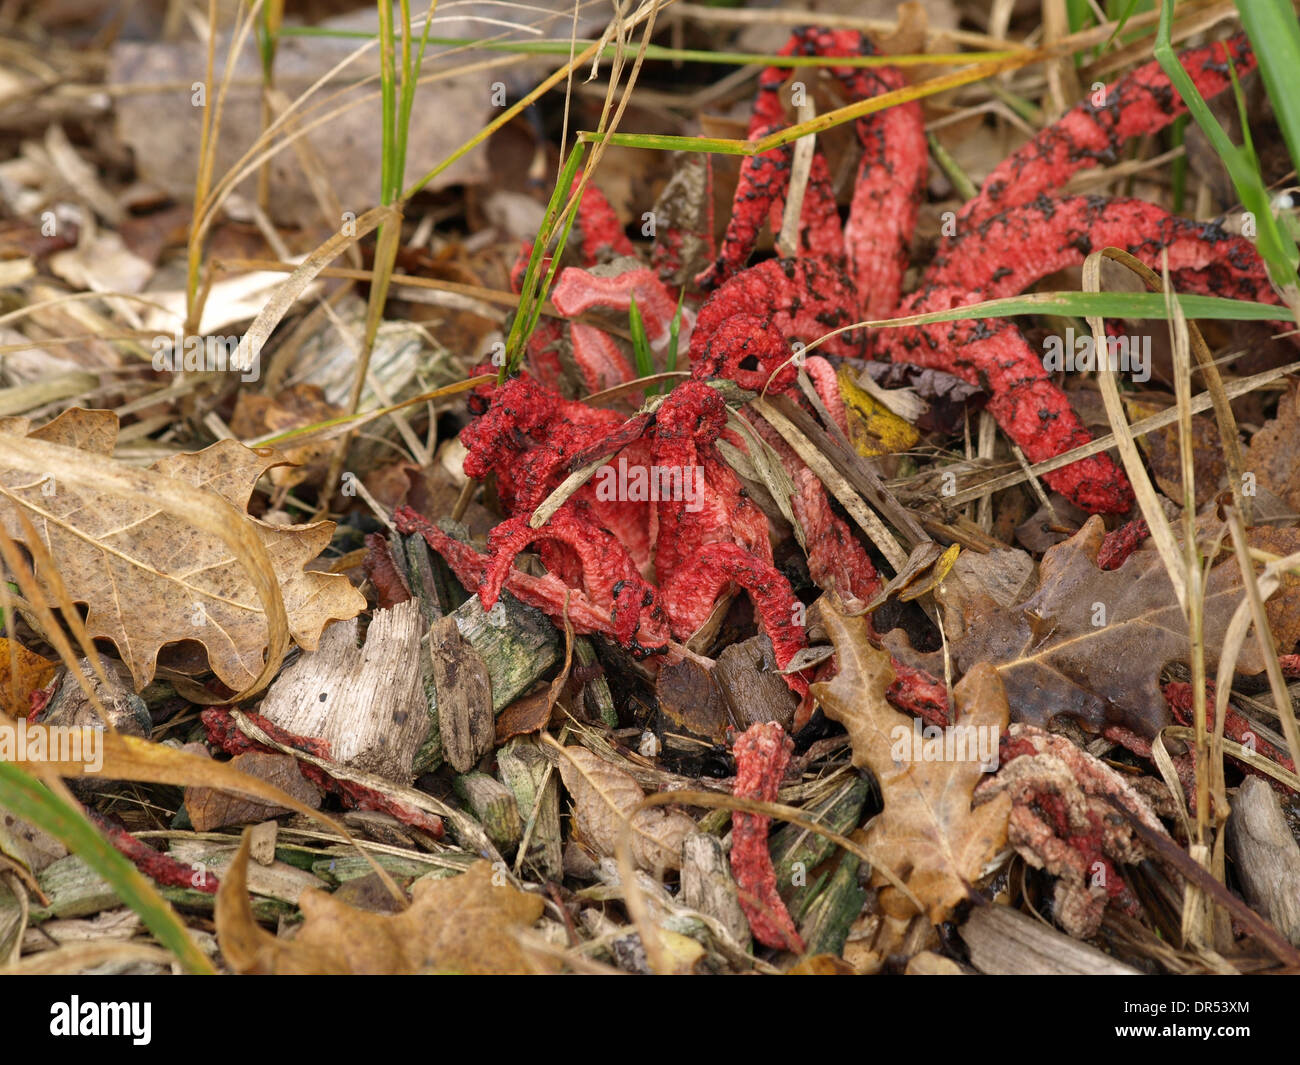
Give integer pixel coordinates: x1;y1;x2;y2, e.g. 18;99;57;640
659;540;808;696
481;511;663;648
394;506;670;655
649;380;774;580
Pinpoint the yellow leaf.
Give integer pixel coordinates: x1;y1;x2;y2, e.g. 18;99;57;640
838;364;920;457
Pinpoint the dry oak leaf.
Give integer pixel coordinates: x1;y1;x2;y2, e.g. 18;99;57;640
0;638;56;716
556;745;695;872
954;515;1300;739
1245;379;1300;515
0;409;363;692
216;835;545;974
812;604;1011;923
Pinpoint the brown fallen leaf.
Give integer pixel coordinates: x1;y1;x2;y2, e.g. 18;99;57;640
811;605;1011;923
216;835;544;974
955;515;1300;738
185;750;322;832
1126;397;1224;507
555;746;695;872
0;638;56;717
0;409;364;692
229;384;345;490
1245;380;1300;515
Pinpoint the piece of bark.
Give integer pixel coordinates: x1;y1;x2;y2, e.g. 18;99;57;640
1227;777;1300;946
185;750;322;832
249;821;278;867
797;853;867;958
454;773;522;849
257;598;427;782
414;590;563;774
960;904;1140;975
497;736;563;881
715;635;798;732
680;833;750;950
574;637;616;727
430;613;494;773
656;658;728;745
41;655;151;799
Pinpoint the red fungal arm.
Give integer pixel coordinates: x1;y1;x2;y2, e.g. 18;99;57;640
697;26;924;302
659;541;808;696
1097;518;1150;570
553;267;686;352
749;413;882;605
480;511;662;647
802;355;849;436
89;811;219;893
911;195;1275;303
650;380;773;580
691;258;865;382
961;35;1255;228
570;170;635;263
730;722;804;952
394;506;670;655
569;322;636;393
881;196;1283;512
843;65;927;319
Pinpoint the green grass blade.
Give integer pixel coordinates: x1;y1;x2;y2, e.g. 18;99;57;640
866;290;1288;327
1235;0;1300;174
628;296;653;381
503;143;587;377
1154;1;1298;293
0;759;214;974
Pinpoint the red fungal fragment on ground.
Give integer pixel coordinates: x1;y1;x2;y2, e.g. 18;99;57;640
362;532;413;607
1098;519;1150;570
89;811;219;893
1163;680;1297;787
730;722;804;952
977;723;1169;937
200;706;445;838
